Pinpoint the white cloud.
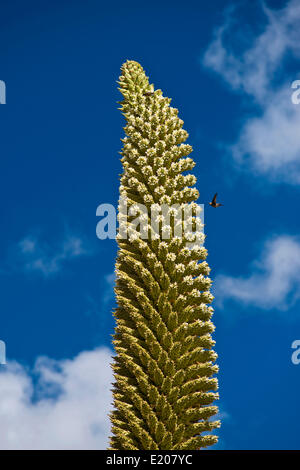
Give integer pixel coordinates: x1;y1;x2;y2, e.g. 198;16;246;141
203;1;300;102
0;347;113;449
14;231;90;277
214;235;300;310
203;0;300;184
232;86;300;183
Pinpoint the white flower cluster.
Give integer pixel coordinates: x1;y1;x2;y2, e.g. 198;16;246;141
191;289;201;298
148;176;159;187
156;168;168;178
183;275;194;285
166;253;176;262
154;186;166;196
143;194;154;204
143;166;153;176
137;156;147;167
175;263;185;273
160;195;171;205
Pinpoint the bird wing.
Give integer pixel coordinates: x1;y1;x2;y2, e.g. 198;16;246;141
212;193;217;204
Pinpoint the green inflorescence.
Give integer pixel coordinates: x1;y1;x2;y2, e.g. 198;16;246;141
109;60;220;450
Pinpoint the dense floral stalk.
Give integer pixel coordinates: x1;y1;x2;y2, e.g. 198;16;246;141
109;60;220;450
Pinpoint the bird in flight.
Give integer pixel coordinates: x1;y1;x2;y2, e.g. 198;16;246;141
209;193;223;208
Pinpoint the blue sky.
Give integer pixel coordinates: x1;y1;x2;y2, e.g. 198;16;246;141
0;0;300;449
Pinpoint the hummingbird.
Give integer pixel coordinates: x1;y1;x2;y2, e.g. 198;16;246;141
209;193;223;208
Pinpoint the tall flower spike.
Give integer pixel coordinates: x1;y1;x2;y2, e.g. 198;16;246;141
109;60;220;450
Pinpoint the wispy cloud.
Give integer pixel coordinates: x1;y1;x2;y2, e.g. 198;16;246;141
205;405;231;450
203;0;300;184
84;272;116;335
0;347;113;449
102;272;116;305
231;87;300;183
10;230;91;278
214;235;300;310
